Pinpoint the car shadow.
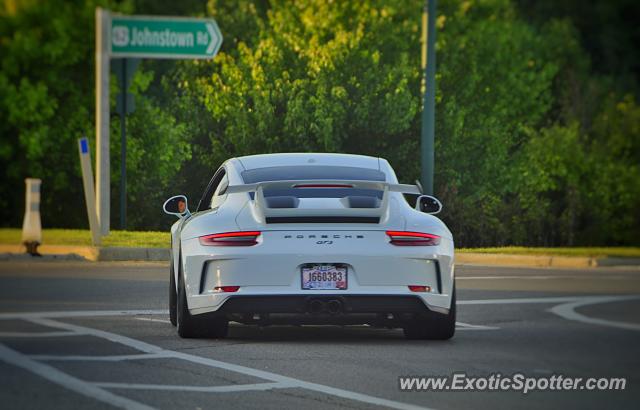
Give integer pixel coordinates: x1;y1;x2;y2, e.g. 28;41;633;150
220;323;457;344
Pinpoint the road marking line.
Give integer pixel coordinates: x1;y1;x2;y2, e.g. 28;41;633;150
455;322;499;330
134;317;498;330
32;318;432;410
134;317;171;324
27;317;163;354
0;309;167;320
0;296;630;320
459;296;593;305
29;353;170;362
0;343;155;410
458;275;632;280
169;350;433;410
459;276;596;280
549;296;640;331
0;331;82;338
129;314;497;332
0;296;625;320
94;381;293;393
455;328;498;331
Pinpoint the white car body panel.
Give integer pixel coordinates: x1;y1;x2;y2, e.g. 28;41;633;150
170;153;455;323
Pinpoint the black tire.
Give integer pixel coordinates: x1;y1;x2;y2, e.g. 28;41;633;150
176;256;229;339
404;286;456;340
169;261;177;327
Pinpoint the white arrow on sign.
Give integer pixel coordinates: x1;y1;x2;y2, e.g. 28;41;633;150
206;23;218;55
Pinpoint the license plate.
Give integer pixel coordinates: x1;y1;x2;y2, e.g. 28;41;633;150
301;264;347;290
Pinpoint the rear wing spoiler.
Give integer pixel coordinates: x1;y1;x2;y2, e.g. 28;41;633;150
225;180;421;195
226;180;421;222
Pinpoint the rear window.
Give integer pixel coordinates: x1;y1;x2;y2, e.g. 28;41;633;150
241;165;385;199
241;166;385;183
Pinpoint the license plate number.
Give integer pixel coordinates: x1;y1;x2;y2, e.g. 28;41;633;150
302;265;347;290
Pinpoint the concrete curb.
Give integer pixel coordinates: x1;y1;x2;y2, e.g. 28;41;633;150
456;253;640;268
0;244;168;262
594;257;640;267
0;245;98;261
456;253;594;268
97;247;170;262
1;244;638;267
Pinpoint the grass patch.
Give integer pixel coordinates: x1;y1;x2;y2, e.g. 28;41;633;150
457;246;640;258
0;229;169;248
1;228;638;257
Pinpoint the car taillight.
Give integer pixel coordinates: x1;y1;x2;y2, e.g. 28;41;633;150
408;285;431;292
293;184;354;188
199;231;261;246
386;231;441;246
214;286;240;293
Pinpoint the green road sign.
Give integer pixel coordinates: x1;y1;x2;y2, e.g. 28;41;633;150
110;15;222;59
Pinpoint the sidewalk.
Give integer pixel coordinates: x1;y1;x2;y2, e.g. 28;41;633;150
1;244;639;268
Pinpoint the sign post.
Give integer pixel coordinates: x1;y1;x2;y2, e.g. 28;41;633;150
93;9;222;236
95;8;110;236
112;58;140;230
420;0;437;195
78;138;101;246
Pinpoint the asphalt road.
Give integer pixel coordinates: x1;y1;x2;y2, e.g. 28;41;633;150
0;260;638;410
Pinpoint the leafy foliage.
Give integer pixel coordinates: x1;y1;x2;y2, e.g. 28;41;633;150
0;0;638;244
0;0;192;230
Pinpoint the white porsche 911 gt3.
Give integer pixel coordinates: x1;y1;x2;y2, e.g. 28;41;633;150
163;153;455;340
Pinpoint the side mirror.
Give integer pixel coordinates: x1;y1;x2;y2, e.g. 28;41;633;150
415;195;442;215
163;195;190;218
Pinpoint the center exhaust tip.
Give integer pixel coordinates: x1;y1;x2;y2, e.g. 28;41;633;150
326;300;343;315
308;300;325;314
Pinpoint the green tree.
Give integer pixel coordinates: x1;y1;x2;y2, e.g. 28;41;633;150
1;0;638;246
172;0;421;180
0;0;191;230
0;0;98;227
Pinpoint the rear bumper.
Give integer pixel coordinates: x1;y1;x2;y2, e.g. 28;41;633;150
218;294;437;314
215;294;449;326
180;231;455;316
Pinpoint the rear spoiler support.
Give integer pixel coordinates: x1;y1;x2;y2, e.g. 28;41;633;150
225;180;421;223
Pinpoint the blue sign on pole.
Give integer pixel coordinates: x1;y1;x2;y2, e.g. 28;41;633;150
80;138;89;154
